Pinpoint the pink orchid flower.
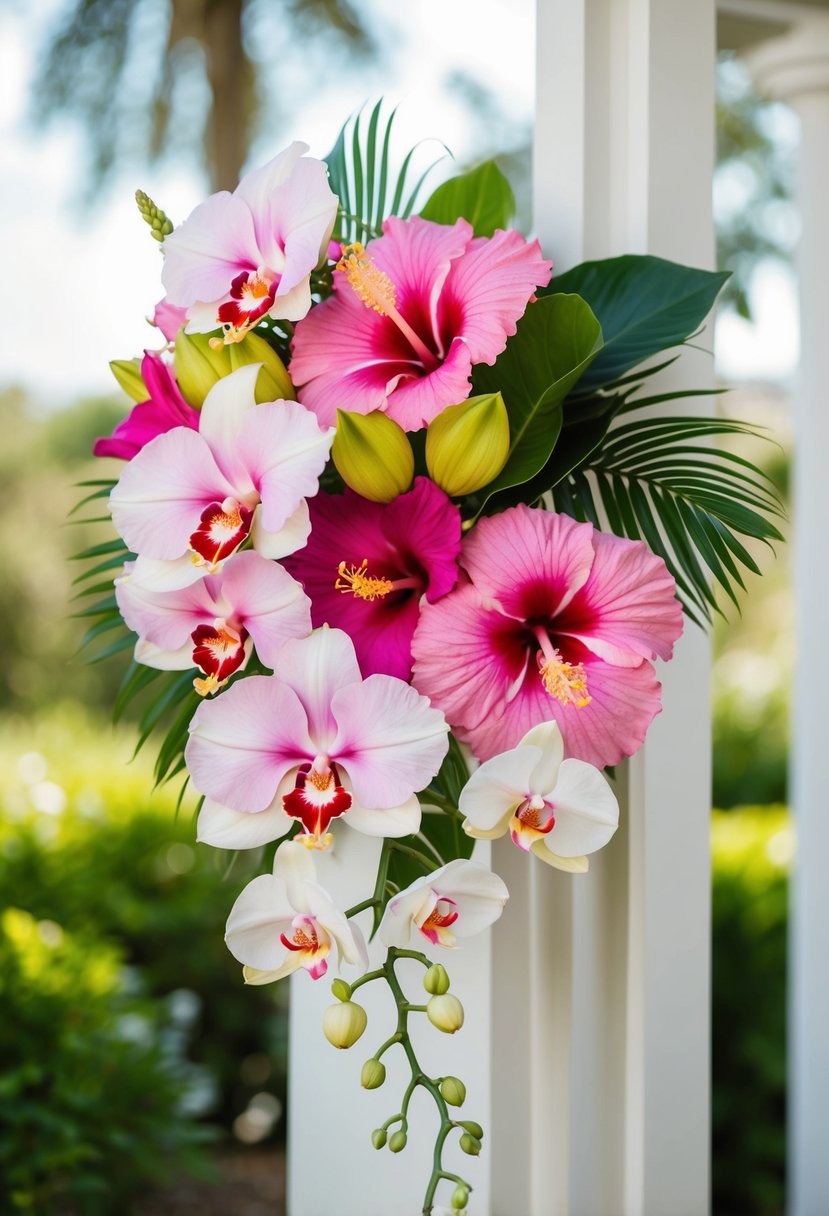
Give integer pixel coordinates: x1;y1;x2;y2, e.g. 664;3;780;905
411;506;684;769
115;550;311;696
459;721;618;870
289;216;552;431
225;840;367;984
161;142;337;342
378;859;508;950
93;352;199;461
185;626;449;850
283;477;462;681
109;363;333;579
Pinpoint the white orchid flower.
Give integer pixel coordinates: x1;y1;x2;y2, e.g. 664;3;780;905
378;858;508;949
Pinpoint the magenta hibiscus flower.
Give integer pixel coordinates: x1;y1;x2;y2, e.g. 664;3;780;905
94;352;198;461
283;477;461;681
411;506;684;769
289;216;552;431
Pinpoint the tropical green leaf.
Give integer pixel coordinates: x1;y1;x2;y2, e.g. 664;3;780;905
472;293;603;507
419;160;515;237
548;255;729;393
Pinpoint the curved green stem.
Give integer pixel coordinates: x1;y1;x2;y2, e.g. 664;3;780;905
345;896;380;918
388;841;440;871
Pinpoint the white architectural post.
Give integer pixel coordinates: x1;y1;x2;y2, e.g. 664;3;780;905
732;9;829;1211
490;3;715;1214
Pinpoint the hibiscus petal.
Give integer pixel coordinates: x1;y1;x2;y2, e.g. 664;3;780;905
344;794;422;838
197;795;294;850
543;758;619;857
219;550;311;668
186;674;313;811
331;675;448;809
224;873;296;969
162;191;260;310
382;339;474;431
383;478;462;602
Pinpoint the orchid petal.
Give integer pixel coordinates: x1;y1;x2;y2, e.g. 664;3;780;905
219;550;311;667
530;844;589;873
243;957;303;984
196;795;293;850
344;794;422;838
458;745;540;831
520;721;565;794
251;498;312;560
162;191;261;309
224;873;296;970
116;567;218;650
127;554;208;592
197;363;261;487
276;628;362;751
133;638;194;670
234;398;333;534
543;758;619;856
431;859;509;937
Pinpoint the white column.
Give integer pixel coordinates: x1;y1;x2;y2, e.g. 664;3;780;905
743;16;829;1214
490;3;715;1213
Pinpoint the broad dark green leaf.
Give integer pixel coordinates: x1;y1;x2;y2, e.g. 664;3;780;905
419;160;515;237
549;255;728;392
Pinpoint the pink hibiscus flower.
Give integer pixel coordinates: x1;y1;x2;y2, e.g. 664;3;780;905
161;142;337;342
93;352;198;461
283;477;461;681
411;506;684;769
289;216;552;431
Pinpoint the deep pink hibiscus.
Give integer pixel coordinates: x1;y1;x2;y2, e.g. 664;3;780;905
411;506;684;769
289;216;552;431
94;352;198;461
283;477;461;682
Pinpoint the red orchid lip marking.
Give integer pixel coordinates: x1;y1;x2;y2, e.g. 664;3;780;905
510;795;556;851
282;759;352;846
419;896;459;945
280;915;331;980
191;619;248;696
216;269;278;344
189;497;254;569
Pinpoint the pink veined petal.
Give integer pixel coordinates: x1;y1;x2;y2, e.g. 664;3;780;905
197;364;261;490
331;674;448;809
457;744;541;832
433;860;509;937
115;565;219;650
224;873;296;970
197;795;294;850
162;191;261;308
374;216;471;342
219;550;311;668
439;229;552;365
344;793;422;839
461;506;595;620
276;628;363;752
233;399;333;534
557;529;684;664
186;675;314;812
109;429;236;560
542;758;619;858
383;339;475;431
383;478;462;602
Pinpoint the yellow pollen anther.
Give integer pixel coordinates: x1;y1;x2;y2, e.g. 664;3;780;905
193;673;221;697
337;243;398;316
307;767;334;792
537;652;591;708
335;559;394;602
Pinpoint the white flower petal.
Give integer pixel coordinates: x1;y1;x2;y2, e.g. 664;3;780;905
530;843;589;873
134;637;193;670
345;794;422;838
197;796;292;850
251;498;311;560
225;873;295;969
458;744;541;831
545;758;619;857
520;720;565;794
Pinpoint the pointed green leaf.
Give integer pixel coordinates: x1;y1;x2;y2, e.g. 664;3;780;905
419;160;515;237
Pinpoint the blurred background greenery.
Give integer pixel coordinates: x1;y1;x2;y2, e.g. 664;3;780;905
1;4;794;1211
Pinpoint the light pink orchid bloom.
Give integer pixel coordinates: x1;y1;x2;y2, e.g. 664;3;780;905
185;626;449;850
378;859;508;950
459;721;619;870
225;840;367;984
161;142;337;342
109;363;333;580
115;550;311;696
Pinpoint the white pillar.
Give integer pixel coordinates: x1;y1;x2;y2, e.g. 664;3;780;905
741;15;829;1214
490;3;715;1214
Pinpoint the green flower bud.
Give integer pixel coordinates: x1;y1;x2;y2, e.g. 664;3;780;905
459;1120;484;1140
173;330;294;408
388;1130;407;1153
322;1000;367;1049
371;1128;387;1150
459;1132;481;1157
228;332;295;402
332;409;415;503
426;994;465;1034
331;978;351;1002
423;963;450;996
440;1076;466;1107
135;189;174;243
110;358;148;404
451;1183;470;1209
361;1059;387;1090
425;392;510;496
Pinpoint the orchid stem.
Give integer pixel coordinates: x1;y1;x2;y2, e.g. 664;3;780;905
349;967;384;993
345;897;380;918
388;841;439;871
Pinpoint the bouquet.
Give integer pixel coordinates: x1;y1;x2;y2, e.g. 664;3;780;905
79;104;781;1214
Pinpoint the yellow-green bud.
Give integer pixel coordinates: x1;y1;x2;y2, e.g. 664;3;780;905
331;978;351;1002
173;330;294;408
423;963;450;996
388;1130;407;1153
459;1132;481;1157
425;392;510;496
110;359;148;404
332;409;415;503
440;1076;466;1107
361;1059;386;1090
426;994;465;1034
451;1184;470;1209
322;1000;367;1049
135;189;174;243
459;1120;484;1140
371;1128;387;1150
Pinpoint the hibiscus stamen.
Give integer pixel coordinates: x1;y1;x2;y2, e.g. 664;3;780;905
532;625;591;708
335;558;420;604
337;243;440;372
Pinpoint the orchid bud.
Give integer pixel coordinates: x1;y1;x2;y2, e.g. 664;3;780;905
440;1076;466;1107
459;1132;481;1157
332;409;415;503
361;1059;387;1090
425;392;510;496
331;978;352;1002
423;963;451;996
228;332;295;402
388;1130;407;1153
322;1000;368;1049
451;1184;470;1209
426;994;465;1034
174;330;294;407
371;1128;387;1149
110;358;148;403
458;1120;484;1140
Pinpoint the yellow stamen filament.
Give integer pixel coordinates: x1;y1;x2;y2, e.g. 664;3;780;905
193;673;221;697
538;653;591;708
337;243;398;315
336;559;394;602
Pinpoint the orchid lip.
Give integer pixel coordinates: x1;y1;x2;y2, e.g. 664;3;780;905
510;794;556;851
188;497;255;569
282;758;352;847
